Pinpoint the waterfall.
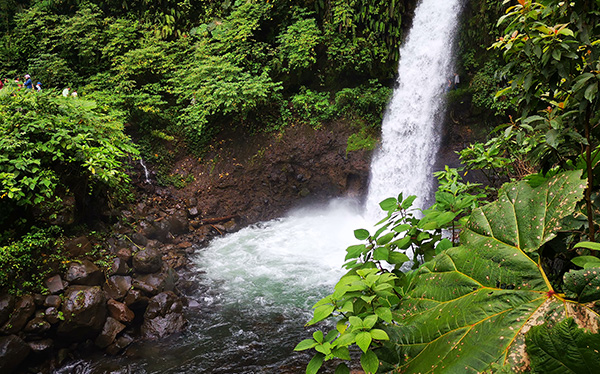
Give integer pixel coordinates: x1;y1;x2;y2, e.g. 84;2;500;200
139;158;151;184
365;0;464;218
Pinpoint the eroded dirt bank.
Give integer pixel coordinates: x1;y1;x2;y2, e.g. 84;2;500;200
137;121;373;228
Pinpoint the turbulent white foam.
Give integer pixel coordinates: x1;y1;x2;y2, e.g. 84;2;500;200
196;199;369;310
365;0;463;218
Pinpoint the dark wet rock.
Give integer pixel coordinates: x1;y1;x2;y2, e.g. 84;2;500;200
188;207;199;217
24;317;51;334
44;275;66;294
116;248;133;263
95;317;126;349
123;289;149;311
28;339;53;354
133;273;166;296
103;275;132;301
0;293;15;327
132;248;163;274
141;292;185;339
167;216;188;235
106;333;134;355
33;294;46;306
65;260;103;286
107;299;135;323
44;295;61;308
177;279;199;294
0;335;31;373
109;257;130;276
176;241;193;249
145;216;188;243
130;232;148;247
64;236;91;257
44;307;60;324
1;295;35;334
57;286;107;341
222;220;237;232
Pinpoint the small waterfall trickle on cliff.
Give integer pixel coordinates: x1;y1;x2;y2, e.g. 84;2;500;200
365;0;463;216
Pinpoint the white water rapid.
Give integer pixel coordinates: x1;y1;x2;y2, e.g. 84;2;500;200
366;0;463;216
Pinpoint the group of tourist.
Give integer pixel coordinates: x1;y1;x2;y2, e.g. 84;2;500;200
0;74;78;97
0;74;43;92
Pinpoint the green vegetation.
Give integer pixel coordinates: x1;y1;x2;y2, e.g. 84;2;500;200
298;1;600;372
0;225;65;294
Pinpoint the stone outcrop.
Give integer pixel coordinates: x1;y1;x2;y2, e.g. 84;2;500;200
0;335;30;373
64;260;103;286
141;291;185;339
1;295;35;335
132;248;163;274
57;286;107;341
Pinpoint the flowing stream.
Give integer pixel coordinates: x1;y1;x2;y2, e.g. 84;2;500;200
57;0;463;372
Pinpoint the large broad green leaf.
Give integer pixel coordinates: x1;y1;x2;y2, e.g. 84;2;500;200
387;171;599;373
526;318;600;373
564;267;600;303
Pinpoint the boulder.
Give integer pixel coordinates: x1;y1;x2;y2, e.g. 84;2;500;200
64;236;91;257
44;295;61;308
64;260;103;286
141;292;185;339
123;289;149;311
130;232;148;247
1;295;35;334
28;339;53;354
94;317;125;349
44;307;60;325
133;273;166;296
0;335;30;373
103;275;132;301
116;248;132;263
107;299;135;323
44;275;66;294
132;248;162;274
106;333;134;355
23;317;51;334
0;293;15;327
33;294;45;306
168;215;188;235
57;286;107;342
109;257;130;276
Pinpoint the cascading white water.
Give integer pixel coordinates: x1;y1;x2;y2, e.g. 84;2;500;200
139;158;151;184
365;0;463;217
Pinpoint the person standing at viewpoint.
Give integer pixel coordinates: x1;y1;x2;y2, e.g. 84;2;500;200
24;74;33;89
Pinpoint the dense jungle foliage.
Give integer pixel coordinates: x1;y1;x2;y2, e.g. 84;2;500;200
298;1;600;373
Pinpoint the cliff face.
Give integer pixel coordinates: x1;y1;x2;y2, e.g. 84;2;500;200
134;121;374;228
